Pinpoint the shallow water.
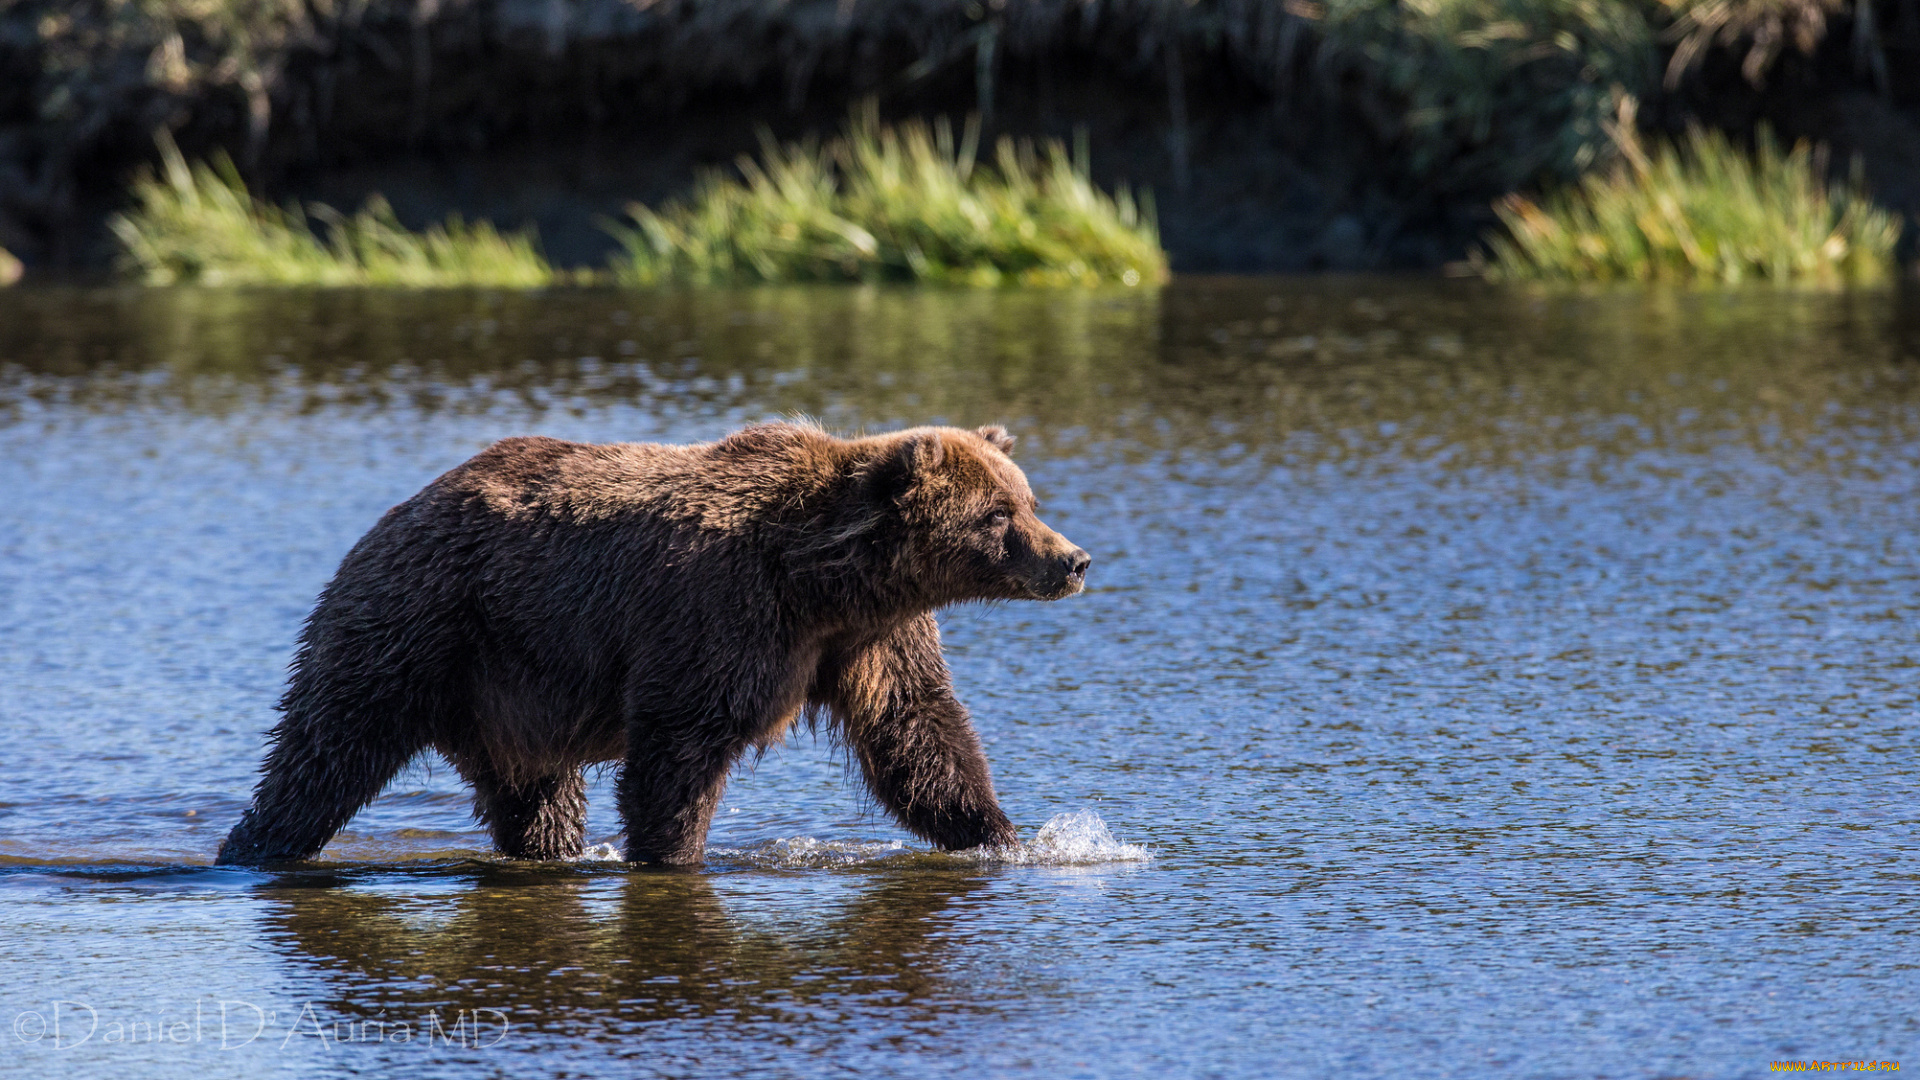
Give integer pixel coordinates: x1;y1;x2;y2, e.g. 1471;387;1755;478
0;280;1915;1078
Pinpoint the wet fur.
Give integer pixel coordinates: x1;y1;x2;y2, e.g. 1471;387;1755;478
216;421;1089;866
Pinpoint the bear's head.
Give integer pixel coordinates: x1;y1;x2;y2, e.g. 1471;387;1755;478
871;425;1091;605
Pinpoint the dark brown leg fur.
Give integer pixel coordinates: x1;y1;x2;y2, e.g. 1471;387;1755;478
823;615;1018;852
216;715;426;865
617;720;747;865
460;762;589;860
842;700;1017;851
218;545;476;866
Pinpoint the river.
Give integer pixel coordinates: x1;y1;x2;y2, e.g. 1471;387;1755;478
0;280;1915;1077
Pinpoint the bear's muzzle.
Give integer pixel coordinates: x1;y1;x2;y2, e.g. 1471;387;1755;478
1028;545;1091;600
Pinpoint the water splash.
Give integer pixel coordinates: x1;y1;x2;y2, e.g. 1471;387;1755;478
576;842;624;862
979;810;1150;866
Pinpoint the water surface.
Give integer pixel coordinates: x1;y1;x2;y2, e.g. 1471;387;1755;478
1;281;1916;1077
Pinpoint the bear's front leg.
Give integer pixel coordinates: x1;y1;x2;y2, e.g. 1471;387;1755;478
820;614;1018;851
617;716;749;865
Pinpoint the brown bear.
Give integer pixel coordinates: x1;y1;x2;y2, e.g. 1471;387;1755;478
215;421;1090;866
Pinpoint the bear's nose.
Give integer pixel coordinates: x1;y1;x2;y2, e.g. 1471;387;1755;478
1066;549;1091;576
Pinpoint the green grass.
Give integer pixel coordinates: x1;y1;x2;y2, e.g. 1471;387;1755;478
605;109;1168;287
1479;120;1903;284
110;138;556;287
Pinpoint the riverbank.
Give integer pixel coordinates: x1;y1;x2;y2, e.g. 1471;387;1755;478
5;0;1920;276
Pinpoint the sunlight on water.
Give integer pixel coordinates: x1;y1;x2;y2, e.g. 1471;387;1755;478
572;813;1146;869
715;837;912;869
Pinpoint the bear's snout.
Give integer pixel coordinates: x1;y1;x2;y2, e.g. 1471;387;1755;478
1026;544;1090;600
1062;547;1091;594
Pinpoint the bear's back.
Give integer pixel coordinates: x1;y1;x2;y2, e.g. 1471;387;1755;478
426;423;847;535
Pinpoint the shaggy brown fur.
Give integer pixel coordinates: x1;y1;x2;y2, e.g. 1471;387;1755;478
215;421;1090;866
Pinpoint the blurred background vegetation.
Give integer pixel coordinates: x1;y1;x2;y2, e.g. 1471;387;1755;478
0;0;1915;283
112;134;558;285
604;110;1164;287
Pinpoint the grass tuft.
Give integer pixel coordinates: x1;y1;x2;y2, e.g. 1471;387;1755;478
605;107;1168;287
110;137;556;287
1479;108;1903;285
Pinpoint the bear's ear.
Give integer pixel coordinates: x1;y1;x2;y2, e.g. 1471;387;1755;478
871;431;945;504
975;425;1015;455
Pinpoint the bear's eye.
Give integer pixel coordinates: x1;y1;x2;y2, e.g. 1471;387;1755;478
985;509;1011;527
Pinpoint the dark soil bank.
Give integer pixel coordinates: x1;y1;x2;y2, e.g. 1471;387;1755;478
7;0;1920;274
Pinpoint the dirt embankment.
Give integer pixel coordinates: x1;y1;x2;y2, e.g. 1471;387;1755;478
5;0;1920;275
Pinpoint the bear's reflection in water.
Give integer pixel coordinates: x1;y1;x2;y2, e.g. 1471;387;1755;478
258;866;1001;1037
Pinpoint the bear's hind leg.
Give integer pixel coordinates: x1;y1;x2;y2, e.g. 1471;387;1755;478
461;762;589;861
617;724;746;865
216;716;426;865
